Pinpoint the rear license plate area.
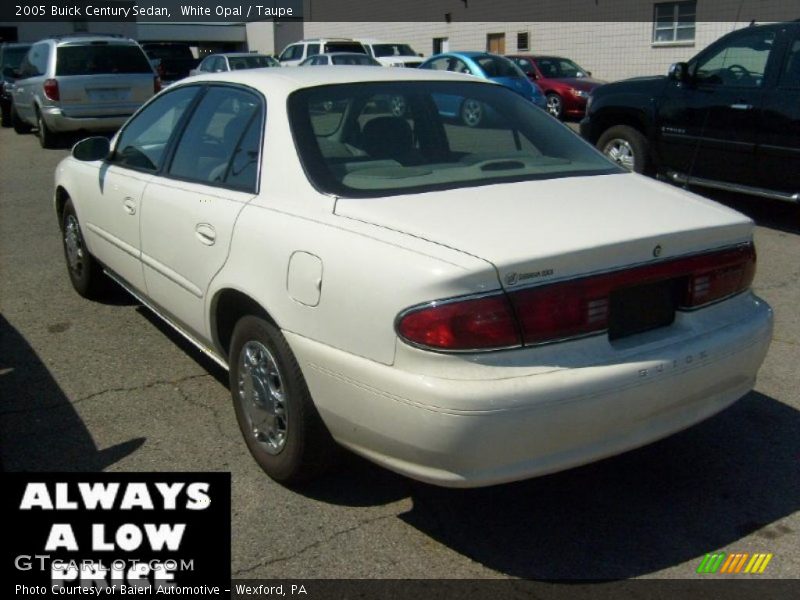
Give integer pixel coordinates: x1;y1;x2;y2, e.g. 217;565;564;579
608;279;681;341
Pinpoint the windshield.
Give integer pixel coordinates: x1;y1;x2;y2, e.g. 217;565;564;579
227;55;278;70
56;45;153;75
372;44;416;57
324;42;365;54
289;81;620;198
474;55;522;78
331;54;378;66
2;46;30;69
534;57;588;78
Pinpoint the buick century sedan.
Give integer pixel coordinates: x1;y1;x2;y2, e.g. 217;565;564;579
55;67;773;487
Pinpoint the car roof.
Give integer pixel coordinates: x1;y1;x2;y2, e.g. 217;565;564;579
184;65;492;95
316;52;373;57
52;36;139;46
219;52;273;58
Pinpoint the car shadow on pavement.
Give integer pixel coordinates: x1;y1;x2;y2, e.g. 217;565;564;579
0;314;145;471
301;390;799;579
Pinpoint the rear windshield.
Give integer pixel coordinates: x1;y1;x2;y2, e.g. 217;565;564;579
227;55;278;70
372;44;416;57
142;44;193;60
474;55;522;78
56;44;152;76
2;46;30;69
534;58;588;78
289;81;620;198
324;42;365;54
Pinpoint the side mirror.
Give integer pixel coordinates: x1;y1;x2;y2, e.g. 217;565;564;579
668;62;688;82
72;136;110;162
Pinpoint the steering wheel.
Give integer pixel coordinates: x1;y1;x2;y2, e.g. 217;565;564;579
725;63;752;81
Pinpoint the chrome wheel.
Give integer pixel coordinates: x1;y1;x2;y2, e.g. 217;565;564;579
389;95;407;117
460;98;483;127
603;138;636;171
237;341;288;455
546;94;562;118
64;215;85;277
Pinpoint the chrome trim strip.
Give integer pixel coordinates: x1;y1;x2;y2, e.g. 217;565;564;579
668;171;799;204
103;269;229;371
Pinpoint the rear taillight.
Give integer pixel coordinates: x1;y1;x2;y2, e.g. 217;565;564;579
154;76;162;94
396;243;756;351
396;294;521;351
43;79;59;101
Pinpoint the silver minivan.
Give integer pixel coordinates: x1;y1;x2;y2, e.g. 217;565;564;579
11;35;159;148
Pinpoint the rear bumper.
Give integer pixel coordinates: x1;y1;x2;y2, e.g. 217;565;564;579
40;106;131;133
287;294;773;487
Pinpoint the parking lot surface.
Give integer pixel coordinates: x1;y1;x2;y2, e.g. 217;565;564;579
1;127;798;580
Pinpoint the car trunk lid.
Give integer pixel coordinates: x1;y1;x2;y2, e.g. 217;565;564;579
333;172;754;289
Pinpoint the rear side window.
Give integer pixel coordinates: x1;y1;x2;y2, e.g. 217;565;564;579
475;55;521;78
113;86;199;172
20;42;49;77
56;44;152;76
168;86;262;191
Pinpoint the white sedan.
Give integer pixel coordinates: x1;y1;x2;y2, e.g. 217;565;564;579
55;67;773;487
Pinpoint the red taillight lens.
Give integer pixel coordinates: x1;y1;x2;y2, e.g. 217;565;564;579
397;294;521;351
154;76;162;94
396;244;756;352
43;79;59;101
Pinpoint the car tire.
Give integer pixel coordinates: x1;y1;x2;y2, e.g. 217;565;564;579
597;125;651;174
229;315;338;486
11;105;32;134
546;93;563;119
1;103;11;128
37;110;60;149
61;198;107;299
460;98;483;128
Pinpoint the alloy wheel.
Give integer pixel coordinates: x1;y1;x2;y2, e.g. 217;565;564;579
237;340;288;455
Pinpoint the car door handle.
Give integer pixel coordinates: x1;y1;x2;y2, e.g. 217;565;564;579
122;197;136;215
195;223;216;246
730;103;753;110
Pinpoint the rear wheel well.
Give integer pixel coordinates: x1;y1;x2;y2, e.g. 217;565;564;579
213;289;276;360
590;110;648;145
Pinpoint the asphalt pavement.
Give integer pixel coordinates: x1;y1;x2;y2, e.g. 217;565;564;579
1;126;798;580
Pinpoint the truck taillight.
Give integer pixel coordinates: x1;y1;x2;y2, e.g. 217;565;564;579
43;79;59;101
396;243;756;352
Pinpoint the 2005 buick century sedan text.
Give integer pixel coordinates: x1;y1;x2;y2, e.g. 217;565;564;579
55;67;773;487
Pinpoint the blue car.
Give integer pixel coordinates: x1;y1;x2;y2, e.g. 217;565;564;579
418;51;547;126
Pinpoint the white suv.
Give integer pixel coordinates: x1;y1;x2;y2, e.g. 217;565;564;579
356;39;424;67
277;38;366;67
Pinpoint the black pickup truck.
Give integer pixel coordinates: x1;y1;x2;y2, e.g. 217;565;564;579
580;21;800;204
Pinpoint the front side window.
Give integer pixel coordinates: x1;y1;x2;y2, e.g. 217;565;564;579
780;37;800;89
692;29;775;88
113;86;200;172
306;44;320;57
372;44;416;57
289;81;620;198
653;1;696;43
280;45;303;61
168;86;262;191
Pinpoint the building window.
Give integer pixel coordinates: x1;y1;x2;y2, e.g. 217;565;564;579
653;1;696;43
517;31;530;51
433;37;449;54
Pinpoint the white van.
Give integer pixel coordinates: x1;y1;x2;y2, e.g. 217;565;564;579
355;39;424;67
278;38;366;67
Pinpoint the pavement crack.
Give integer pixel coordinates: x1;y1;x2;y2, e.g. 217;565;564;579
1;373;213;415
233;513;397;576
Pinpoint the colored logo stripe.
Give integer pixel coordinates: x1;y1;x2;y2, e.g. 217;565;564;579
697;552;773;574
